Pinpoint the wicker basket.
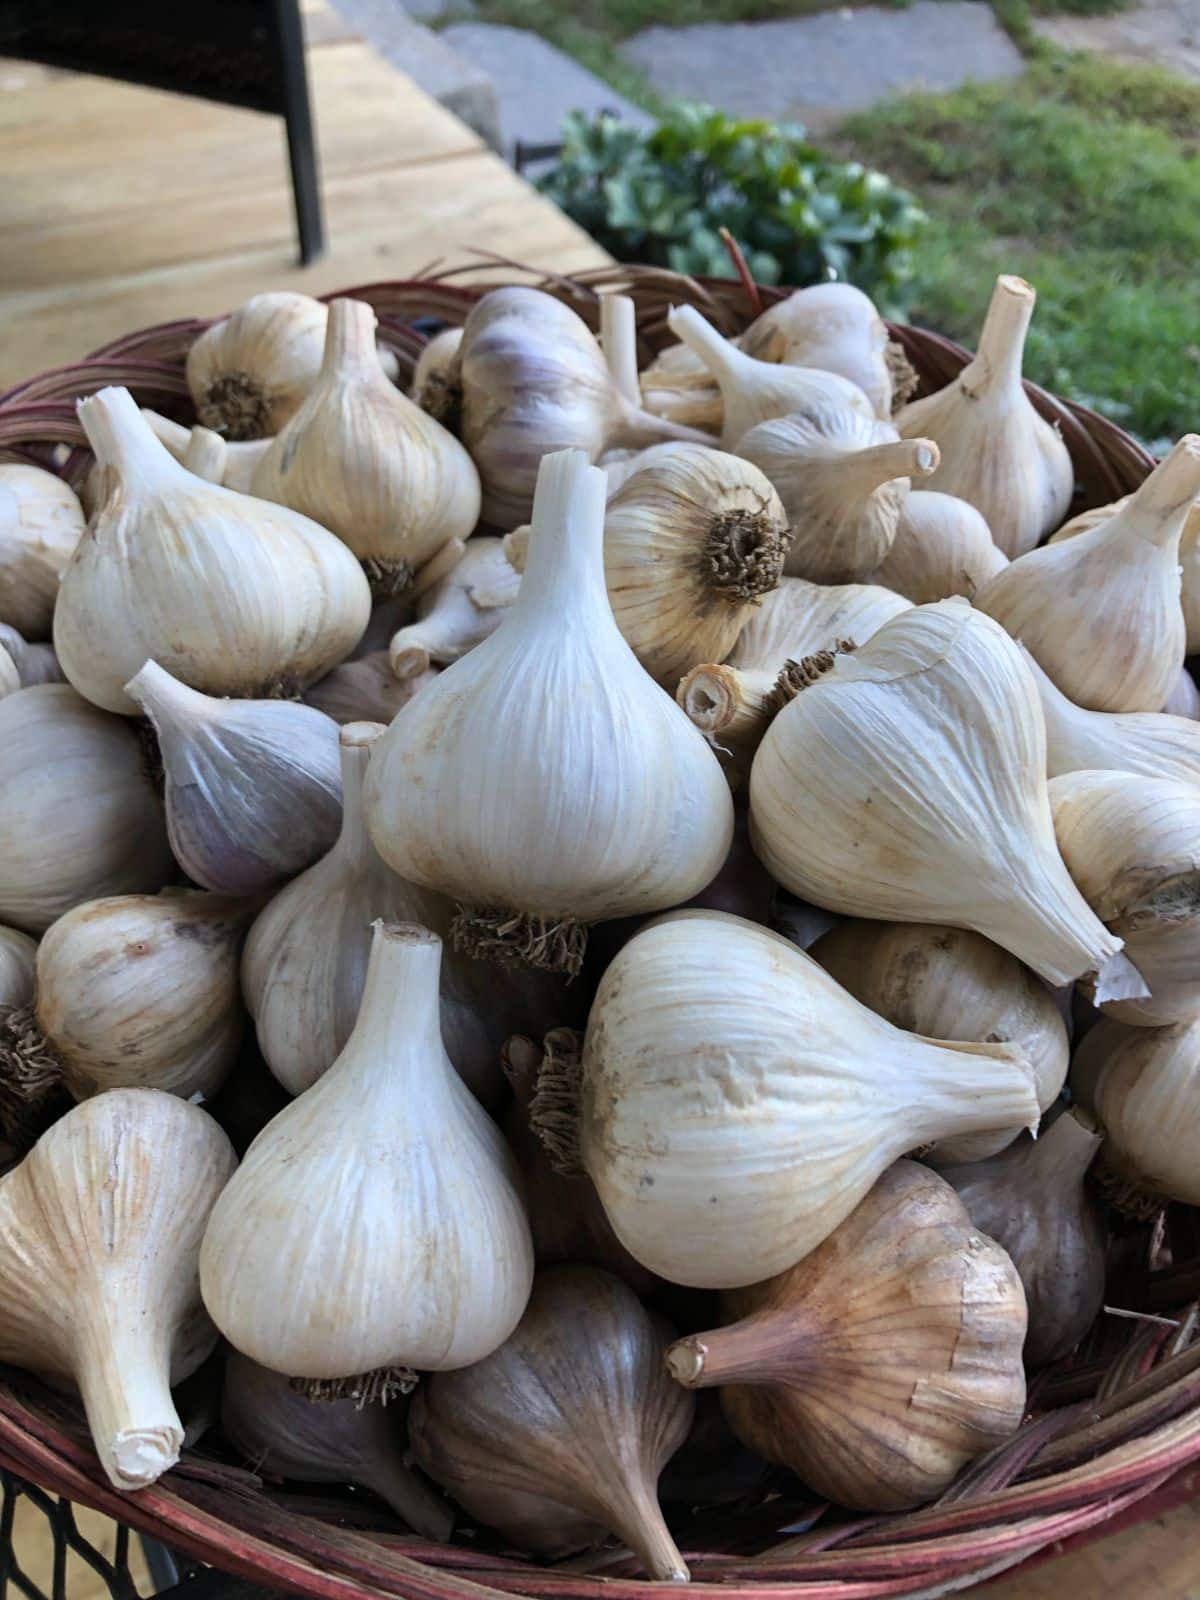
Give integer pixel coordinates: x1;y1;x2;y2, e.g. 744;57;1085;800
0;264;1193;1600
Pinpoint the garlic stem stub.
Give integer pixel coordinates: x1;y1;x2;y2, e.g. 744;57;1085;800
364;450;733;977
388;536;520;680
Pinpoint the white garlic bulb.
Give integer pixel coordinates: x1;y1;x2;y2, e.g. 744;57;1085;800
0;926;36;1010
410;325;463;416
127;660;342;897
389;537;519;679
252;300;481;593
872;490;1008;603
304;650;438;725
1050;769;1200;1026
0;624;64;687
740;282;893;418
0;1089;235;1488
201;922;534;1378
896;276;1074;557
0;464;85;640
56;387;370;715
977;436;1200;713
1164;668;1200;720
738;406;938;582
667;303;874;447
571;910;1038;1288
364;450;733;977
749;599;1143;998
0;684;172;935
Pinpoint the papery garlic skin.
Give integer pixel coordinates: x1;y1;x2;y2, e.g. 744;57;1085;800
896;276;1073;557
749;599;1138;997
666;1161;1027;1510
201;923;534;1377
0;624;64;688
872;490;1008;604
0;927;36;1010
740;283;893;418
579;911;1039;1289
389;537;519;678
304;650;438;726
0;685;172;935
812;920;1068;1164
0;464;85;640
0;1089;235;1489
977;436;1200;713
127;661;342;898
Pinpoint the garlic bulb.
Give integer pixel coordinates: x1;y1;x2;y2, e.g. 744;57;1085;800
0;927;36;1010
0;1089;235;1489
939;1108;1106;1367
602;443;788;686
740;282;894;418
410;1266;693;1579
977;436;1200;712
388;537;519;678
244;723;561;1106
57;387;370;714
459;289;706;529
0;624;63;687
252;300;481;593
410;326;464;424
749;599;1142;998
0;463;85;639
1;890;248;1105
0;639;18;700
896;276;1073;557
812;920;1068;1164
127;660;342;897
221;1351;453;1539
872;490;1008;603
738;406;939;582
564;910;1038;1289
1050;769;1200;1025
201;922;534;1379
82;412;271;512
0;684;172;935
364;451;733;977
304;650;438;725
638;341;723;434
665;1160;1026;1510
1165;668;1200;720
667;303;874;447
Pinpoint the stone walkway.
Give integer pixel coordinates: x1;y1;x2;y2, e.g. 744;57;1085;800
1033;0;1199;79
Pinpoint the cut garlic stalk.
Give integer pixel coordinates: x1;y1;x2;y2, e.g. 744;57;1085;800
388;537;519;679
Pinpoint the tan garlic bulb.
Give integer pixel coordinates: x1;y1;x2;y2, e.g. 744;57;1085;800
304;650;438;725
812;920;1068;1164
459;288;706;529
0;463;85;640
0;1089;235;1489
56;387;370;715
252;300;481;593
127;660;342;897
665;1160;1026;1510
667;303;874;448
410;1267;693;1579
1050;769;1200;1026
565;910;1038;1289
939;1108;1106;1367
0;927;36;1010
1164;668;1200;720
601;443;788;685
201;923;534;1380
638;340;723;434
221;1351;453;1539
896;276;1073;557
364;451;733;978
749;600;1142;998
410;326;464;424
740;282;894;417
873;490;1008;603
388;537;519;678
738;406;938;582
977;436;1200;713
0;684;172;935
1;891;248;1108
0;624;63;688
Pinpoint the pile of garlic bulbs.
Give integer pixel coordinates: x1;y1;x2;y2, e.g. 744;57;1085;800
0;274;1198;1572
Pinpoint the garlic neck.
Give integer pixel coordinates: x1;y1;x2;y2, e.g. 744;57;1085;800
898;1035;1039;1147
333;724;384;860
511;450;611;624
601;295;641;406
961;275;1034;402
1028;1105;1103;1185
77;386;185;483
666;1308;815;1390
677;663;774;737
342;923;444;1080
74;1306;182;1490
602;1477;690;1583
666;305;742;395
1113;435;1200;553
824;438;939;504
125;658;213;729
183;427;229;484
322;298;383;384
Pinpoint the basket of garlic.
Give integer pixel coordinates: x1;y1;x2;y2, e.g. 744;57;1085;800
0;257;1198;1600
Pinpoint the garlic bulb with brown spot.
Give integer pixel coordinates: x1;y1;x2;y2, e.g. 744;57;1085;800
303;650;439;725
665;1160;1026;1510
389;537;519;679
0;624;63;688
1049;769;1200;1026
939;1107;1106;1367
896;276;1073;557
738;405;939;582
0;464;85;640
0;684;172;935
740;282;893;418
410;326;463;428
0;1089;235;1489
811;920;1068;1164
82;412;271;513
252;300;481;594
410;1266;693;1579
126;660;342;898
872;490;1008;603
750;600;1141;998
977;436;1200;713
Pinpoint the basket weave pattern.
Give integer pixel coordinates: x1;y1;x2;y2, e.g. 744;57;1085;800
0;265;1186;1600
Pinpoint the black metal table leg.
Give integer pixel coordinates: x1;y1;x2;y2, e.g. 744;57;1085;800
270;0;325;266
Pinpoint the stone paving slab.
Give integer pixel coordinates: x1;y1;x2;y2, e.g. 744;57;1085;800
1034;0;1199;79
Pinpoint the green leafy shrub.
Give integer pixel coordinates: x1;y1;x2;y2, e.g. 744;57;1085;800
537;102;926;308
